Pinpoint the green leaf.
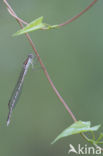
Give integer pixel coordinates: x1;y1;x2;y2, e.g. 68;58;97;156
13;16;45;36
96;133;103;143
13;16;59;36
51;121;100;144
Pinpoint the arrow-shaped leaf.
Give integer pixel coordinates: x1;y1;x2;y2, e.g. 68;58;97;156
13;16;45;36
52;121;100;144
13;16;59;36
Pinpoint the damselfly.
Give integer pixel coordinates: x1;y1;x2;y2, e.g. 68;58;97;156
7;54;34;126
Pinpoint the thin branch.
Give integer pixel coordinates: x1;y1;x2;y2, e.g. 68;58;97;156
59;0;98;27
4;0;98;28
8;8;27;25
3;0;77;122
4;0;103;151
4;0;27;25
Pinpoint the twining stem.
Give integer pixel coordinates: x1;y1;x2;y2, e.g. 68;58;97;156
3;0;98;122
58;0;98;27
4;0;98;28
4;0;77;122
3;0;27;24
4;0;103;151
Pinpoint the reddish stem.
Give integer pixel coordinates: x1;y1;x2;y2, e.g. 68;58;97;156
3;0;77;122
59;0;98;27
4;0;27;25
4;0;103;151
3;0;98;123
4;0;98;28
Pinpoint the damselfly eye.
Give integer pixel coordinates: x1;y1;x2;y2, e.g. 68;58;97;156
28;53;34;59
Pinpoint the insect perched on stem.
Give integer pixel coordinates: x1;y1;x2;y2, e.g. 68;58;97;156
7;54;34;126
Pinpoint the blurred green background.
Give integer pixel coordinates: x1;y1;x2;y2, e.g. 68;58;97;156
0;0;103;155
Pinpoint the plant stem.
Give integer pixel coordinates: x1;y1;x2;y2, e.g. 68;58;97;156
58;0;98;27
3;0;98;122
4;0;102;151
4;0;98;28
3;0;77;122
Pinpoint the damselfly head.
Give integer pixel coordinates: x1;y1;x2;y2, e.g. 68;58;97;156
28;53;34;59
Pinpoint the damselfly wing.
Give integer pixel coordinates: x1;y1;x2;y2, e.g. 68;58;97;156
7;54;34;126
